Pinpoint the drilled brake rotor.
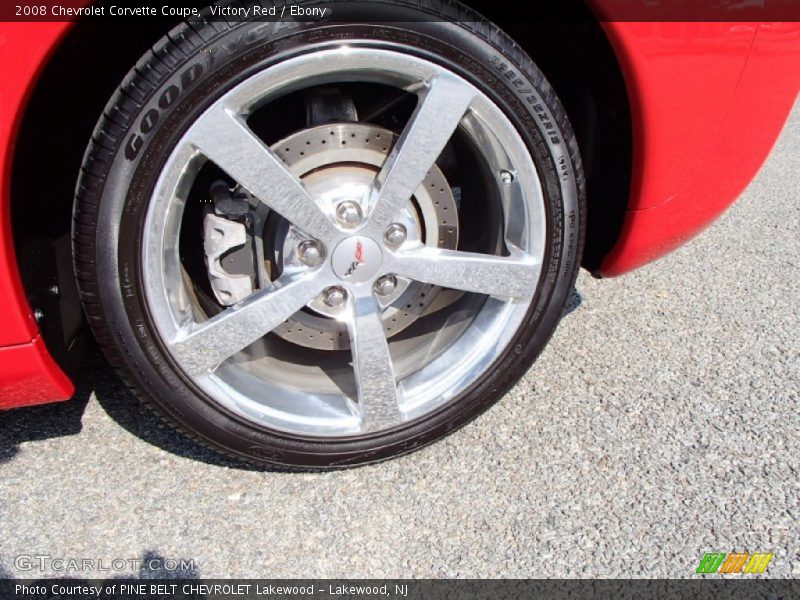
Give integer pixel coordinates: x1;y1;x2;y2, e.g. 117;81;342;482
268;123;459;350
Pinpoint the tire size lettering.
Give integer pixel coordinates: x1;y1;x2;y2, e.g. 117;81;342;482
488;55;562;145
558;156;571;183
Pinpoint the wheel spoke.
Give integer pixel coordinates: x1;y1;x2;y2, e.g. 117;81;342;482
367;74;475;231
172;272;333;376
186;105;339;242
390;247;539;299
346;289;401;432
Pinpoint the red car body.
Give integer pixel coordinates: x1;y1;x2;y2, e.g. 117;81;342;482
0;7;798;408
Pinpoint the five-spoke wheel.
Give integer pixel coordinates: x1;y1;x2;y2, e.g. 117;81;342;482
74;3;583;467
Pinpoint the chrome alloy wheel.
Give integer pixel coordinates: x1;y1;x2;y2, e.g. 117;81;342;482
141;47;546;437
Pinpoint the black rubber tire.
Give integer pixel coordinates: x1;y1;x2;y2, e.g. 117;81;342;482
73;0;586;470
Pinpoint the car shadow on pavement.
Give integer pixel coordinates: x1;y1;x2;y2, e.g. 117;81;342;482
0;350;266;471
85;353;272;472
0;369;92;466
2;287;583;471
563;287;583;317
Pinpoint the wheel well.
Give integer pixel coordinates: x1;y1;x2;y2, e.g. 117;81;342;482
10;5;631;364
495;8;633;271
10;19;179;369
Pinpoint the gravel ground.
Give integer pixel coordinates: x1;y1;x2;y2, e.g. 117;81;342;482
1;101;798;580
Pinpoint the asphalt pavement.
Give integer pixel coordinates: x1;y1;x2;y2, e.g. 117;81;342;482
1;100;798;579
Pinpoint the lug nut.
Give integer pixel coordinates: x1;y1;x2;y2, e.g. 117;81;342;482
500;170;514;185
384;223;407;246
323;286;347;308
374;274;397;296
336;200;363;228
297;240;323;266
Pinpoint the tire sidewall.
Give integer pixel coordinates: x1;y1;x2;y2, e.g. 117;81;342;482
90;11;583;468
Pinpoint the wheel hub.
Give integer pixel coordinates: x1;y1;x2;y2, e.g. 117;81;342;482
268;122;459;350
331;236;383;284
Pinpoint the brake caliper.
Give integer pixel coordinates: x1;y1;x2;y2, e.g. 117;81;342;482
202;182;257;306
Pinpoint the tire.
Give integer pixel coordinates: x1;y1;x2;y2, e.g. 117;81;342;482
73;0;585;469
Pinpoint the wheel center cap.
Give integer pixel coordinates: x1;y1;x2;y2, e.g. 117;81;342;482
331;236;383;284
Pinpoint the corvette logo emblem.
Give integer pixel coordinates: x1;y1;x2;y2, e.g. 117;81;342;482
344;241;365;278
354;240;364;263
